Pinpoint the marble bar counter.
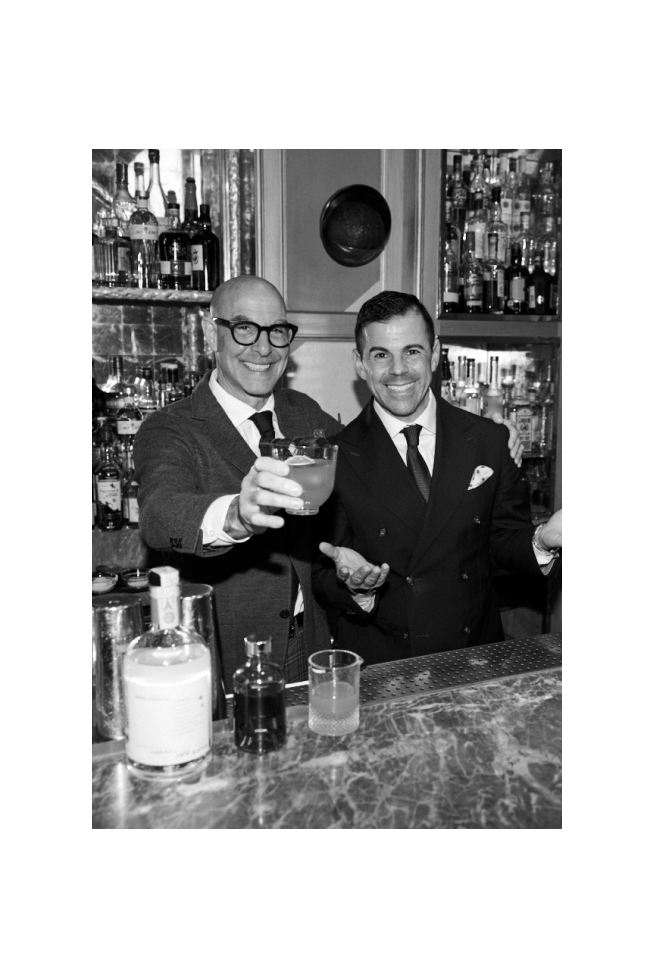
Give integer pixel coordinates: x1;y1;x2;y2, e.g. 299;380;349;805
92;633;561;829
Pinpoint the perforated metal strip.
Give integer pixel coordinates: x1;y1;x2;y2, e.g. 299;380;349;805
283;632;562;708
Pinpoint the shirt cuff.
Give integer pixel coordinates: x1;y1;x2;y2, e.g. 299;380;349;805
533;540;557;574
201;495;252;547
351;591;376;613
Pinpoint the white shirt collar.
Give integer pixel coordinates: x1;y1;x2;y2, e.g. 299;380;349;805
208;370;275;427
373;389;437;440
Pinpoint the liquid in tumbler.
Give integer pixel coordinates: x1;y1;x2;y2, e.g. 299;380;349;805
308;649;362;736
260;437;338;515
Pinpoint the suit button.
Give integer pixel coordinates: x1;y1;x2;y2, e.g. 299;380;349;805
279;609;290;619
462;626;471;634
378;527;387;536
406;576;413;586
403;632;409;640
460;572;469;580
473;517;481;525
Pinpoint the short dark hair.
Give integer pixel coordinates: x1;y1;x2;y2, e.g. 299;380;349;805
355;291;435;355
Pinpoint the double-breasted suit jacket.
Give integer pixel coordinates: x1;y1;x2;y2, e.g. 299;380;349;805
133;374;341;688
313;396;543;666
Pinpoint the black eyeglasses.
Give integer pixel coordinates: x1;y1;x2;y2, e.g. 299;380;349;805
212;317;298;348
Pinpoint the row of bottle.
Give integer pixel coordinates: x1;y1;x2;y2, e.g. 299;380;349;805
119;566;286;781
93;150;221;291
446;152;561;244
440;349;555;455
92;359;203;532
444;189;559;315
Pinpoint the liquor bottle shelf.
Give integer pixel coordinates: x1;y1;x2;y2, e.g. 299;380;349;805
92;287;211;305
437;314;561;340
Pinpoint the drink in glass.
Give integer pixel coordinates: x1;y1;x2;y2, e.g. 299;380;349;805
260;438;338;515
308;649;363;735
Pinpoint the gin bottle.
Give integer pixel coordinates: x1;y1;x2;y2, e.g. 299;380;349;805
123;566;213;781
233;634;286;754
128;178;159;289
159;201;191;290
146;149;169;235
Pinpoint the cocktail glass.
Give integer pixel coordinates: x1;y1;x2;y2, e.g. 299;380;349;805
260;438;338;515
308;649;363;735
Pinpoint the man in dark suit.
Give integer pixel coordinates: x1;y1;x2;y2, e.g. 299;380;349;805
134;275;342;689
313;290;562;667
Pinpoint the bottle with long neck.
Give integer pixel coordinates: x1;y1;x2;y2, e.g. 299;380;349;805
469;154;489;209
482;231;505;313
123;566;213;780
182;177;199;237
460;358;481;415
128;163;158;288
464;193;487;262
449;153;468;231
192;203;222;291
484;186;508;265
455;356;467;402
505;242;529;314
93;440;123;531
442;221;460;313
137;366;158;418
112;162;136;234
501;156;517;246
513;156;532;231
514;211;536;275
159;202;191;290
462;231;484;313
539;361;555;454
146;149;169;235
527;253;552;314
101;218;131;287
483;356;504;418
104;355;126;416
440;347;455;403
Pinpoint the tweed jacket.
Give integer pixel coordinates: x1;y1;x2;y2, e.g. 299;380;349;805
313;396;545;667
133;373;341;687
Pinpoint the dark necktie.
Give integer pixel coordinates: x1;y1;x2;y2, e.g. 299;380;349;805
401;424;430;503
249;410;276;442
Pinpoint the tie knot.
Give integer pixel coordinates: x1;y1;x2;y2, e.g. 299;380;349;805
249;410;275;441
402;424;422;448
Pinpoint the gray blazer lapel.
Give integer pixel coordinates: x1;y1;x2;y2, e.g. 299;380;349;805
190;376;256;476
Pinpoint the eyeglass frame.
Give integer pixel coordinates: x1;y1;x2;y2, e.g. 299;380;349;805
211;316;298;348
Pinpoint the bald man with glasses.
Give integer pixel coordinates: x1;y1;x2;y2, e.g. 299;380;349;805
134;275;342;688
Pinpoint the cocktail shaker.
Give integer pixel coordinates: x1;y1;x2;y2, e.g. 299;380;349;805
179;583;228;720
93;594;144;740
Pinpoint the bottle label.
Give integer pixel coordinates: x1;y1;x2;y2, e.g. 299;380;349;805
117;248;130;272
123;653;212;767
184;261;192;276
528;286;537;309
511;278;526;302
159;260;171;274
496;270;504;298
443;290;458;304
465;273;483;305
95;477;121;512
514;408;533;448
129;224;158;242
191;245;204;270
127;497;139;524
117;417;141;435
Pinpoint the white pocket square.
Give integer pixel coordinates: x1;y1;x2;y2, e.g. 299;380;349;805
468;466;494;490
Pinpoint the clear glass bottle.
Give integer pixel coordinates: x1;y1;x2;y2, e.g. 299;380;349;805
449;153;468;231
159;201;191;290
455;355;467;402
505;242;529;314
513;156;532;230
440;347;455;403
93;440;123;531
483;355;504;417
122;469;140;528
513;211;537;274
501;157;517;247
539;361;555;454
192;204;222;291
137;366;158;418
104;355;126;417
442;221;460;313
507;377;535;455
462;230;484;312
146;149;169;235
112;162;136;234
100;218;131;286
233;634;286;754
460;359;482;415
469;154;489;209
123;566;213;780
484;186;508;265
483;232;505;313
128;166;159;289
464;192;487;262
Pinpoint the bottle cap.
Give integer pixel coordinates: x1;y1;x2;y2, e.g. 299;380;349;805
244;634;272;658
148;149;160;162
148;566;180;589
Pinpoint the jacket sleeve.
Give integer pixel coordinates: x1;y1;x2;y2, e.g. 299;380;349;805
488;426;542;575
133;411;228;558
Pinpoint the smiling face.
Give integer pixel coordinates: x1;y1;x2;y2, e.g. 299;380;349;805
206;276;290;409
353;311;440;423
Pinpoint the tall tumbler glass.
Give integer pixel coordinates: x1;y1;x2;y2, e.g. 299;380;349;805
180;583;228;720
93;594;144;740
308;649;363;735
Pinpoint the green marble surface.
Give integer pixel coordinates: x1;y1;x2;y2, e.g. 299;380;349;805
92;667;561;829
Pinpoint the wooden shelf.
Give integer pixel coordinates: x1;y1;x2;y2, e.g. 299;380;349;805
436;314;561;341
92;287;211;305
